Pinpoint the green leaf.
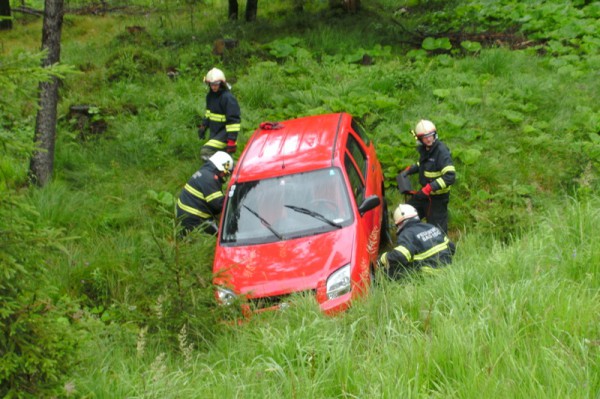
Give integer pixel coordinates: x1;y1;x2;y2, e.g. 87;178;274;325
407;49;428;60
461;41;482;52
589;133;600;143
422;37;437;51
157;191;174;206
433;89;451;99
444;114;467;128
465;97;482;106
502;110;525;123
422;37;452;51
437;37;453;50
146;190;158;200
514;184;535;196
456;148;482;165
264;37;302;59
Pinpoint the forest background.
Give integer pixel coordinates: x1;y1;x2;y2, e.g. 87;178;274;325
1;0;599;397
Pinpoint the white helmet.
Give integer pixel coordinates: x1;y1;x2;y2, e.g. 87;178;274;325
204;67;226;85
393;204;419;231
415;119;437;140
209;151;234;174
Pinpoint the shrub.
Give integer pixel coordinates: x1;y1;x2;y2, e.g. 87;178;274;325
0;191;80;398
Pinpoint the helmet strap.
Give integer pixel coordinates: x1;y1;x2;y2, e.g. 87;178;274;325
395;220;406;233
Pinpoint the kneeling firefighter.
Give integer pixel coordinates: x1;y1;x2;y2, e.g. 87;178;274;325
379;204;455;278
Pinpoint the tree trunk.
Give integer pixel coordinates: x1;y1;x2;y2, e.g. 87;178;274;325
246;0;257;22
330;0;361;13
28;0;64;187
228;0;238;20
0;0;12;30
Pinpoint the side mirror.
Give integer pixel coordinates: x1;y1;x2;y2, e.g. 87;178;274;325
358;195;381;216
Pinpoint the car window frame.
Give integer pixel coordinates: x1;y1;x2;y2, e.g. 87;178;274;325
344;150;365;207
346;132;368;179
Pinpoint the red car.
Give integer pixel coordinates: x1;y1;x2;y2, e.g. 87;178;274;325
213;113;388;314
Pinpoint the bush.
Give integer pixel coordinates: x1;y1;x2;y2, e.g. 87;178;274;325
0;191;80;398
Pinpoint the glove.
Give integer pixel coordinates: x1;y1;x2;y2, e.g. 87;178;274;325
226;140;237;154
422;184;432;196
401;165;411;177
197;125;207;140
415;184;432;200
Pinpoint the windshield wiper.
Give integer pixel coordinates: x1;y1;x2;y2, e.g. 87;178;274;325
243;205;285;240
284;205;343;228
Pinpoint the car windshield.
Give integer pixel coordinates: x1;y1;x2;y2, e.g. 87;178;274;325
221;168;353;245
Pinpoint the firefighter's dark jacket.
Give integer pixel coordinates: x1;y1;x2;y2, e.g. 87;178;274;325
202;88;241;150
379;219;455;273
406;140;455;195
177;162;225;220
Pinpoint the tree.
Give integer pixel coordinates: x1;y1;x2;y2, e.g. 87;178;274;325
0;192;79;397
29;0;64;187
228;0;258;22
227;0;360;22
340;0;361;13
0;0;12;30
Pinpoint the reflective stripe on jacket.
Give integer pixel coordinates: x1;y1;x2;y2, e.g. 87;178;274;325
202;89;241;149
177;162;225;221
379;219;455;275
407;140;455;195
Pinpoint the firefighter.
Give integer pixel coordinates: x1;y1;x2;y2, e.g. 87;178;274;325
402;119;455;234
197;68;241;161
176;151;234;235
379;204;455;278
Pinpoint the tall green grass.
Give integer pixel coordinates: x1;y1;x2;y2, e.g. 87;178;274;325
72;197;599;398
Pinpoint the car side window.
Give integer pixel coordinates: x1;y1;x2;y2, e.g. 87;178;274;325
344;153;365;206
351;119;370;146
346;133;367;178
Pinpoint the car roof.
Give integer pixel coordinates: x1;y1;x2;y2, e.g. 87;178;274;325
233;113;351;182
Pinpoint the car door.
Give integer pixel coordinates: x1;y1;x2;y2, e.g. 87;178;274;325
344;130;378;236
344;122;383;259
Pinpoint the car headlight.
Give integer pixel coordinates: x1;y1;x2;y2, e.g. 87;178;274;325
216;286;237;305
326;264;351;300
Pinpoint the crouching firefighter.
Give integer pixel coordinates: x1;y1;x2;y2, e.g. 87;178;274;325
176;151;234;236
379;204;455;278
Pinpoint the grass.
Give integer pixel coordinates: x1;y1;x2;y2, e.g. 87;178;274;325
72;196;599;398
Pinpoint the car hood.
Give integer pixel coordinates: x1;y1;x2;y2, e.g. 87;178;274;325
213;228;354;298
